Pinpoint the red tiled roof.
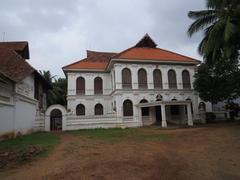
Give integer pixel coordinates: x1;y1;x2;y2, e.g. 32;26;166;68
0;41;28;51
63;51;117;70
0;41;29;59
0;47;35;82
113;47;199;63
63;34;200;71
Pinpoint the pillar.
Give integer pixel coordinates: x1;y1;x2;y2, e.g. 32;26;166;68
161;104;167;127
187;103;193;126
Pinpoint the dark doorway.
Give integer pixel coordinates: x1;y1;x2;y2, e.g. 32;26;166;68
155;106;162;122
50;109;62;131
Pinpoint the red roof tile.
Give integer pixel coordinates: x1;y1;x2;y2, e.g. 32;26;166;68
0;47;34;82
63;34;200;71
0;41;29;59
113;47;199;63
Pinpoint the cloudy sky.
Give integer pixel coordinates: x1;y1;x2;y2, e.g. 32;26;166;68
0;0;206;77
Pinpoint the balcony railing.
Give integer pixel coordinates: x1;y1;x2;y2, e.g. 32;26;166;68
122;83;132;89
76;90;85;95
94;90;103;94
138;83;148;89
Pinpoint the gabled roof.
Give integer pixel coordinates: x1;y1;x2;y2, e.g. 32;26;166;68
135;33;157;48
0;47;34;82
63;51;117;71
0;41;29;59
63;34;200;71
112;47;199;63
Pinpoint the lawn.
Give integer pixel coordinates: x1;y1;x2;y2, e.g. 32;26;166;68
0;132;60;170
0;123;240;180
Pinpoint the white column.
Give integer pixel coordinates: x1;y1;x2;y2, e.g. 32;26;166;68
162;69;168;89
187;104;193;126
132;66;138;89
161;104;167;127
115;65;122;89
147;68;154;89
176;70;183;89
138;107;143;126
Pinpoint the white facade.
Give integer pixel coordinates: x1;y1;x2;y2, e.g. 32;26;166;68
61;61;211;130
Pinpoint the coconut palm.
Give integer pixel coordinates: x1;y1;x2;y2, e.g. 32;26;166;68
188;0;240;63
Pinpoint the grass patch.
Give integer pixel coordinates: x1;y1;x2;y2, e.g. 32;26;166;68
66;128;171;142
0;132;60;170
0;132;60;153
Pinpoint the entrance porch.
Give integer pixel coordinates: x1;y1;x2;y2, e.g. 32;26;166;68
137;101;193;128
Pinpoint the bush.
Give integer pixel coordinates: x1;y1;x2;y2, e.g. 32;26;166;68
205;112;216;123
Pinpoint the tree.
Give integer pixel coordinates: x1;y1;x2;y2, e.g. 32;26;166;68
194;62;240;103
188;0;240;62
39;70;67;107
188;0;240;104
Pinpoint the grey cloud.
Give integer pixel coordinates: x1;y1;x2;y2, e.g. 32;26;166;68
0;0;206;77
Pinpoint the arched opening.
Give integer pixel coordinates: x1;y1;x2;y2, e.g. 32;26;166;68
138;68;148;89
182;70;191;89
76;104;85;116
198;102;206;111
76;77;85;94
168;70;177;89
50;109;62;131
153;69;162;89
122;68;132;89
95;103;103;115
94;77;103;94
123;99;133;116
140;99;149;116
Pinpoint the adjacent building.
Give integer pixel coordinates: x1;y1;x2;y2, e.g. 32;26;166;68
0;42;50;139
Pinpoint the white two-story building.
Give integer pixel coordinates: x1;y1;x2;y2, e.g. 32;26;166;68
59;34;211;130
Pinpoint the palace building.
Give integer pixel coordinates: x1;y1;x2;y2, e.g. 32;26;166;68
58;34;211;130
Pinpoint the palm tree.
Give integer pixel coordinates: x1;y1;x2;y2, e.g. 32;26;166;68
188;0;240;63
39;70;67;107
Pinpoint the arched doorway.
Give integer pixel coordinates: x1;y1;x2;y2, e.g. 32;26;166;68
50;109;62;131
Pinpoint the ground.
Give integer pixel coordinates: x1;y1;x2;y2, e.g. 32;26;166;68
0;123;240;180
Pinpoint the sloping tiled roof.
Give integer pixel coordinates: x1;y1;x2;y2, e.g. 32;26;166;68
0;41;29;59
0;47;35;82
112;47;199;63
63;34;200;71
63;51;117;70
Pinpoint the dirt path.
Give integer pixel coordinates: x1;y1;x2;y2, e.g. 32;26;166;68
1;124;240;180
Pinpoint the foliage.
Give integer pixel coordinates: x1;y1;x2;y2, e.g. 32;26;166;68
40;70;67;107
194;62;240;103
188;0;240;103
188;0;240;61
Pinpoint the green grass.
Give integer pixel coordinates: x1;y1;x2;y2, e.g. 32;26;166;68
66;128;171;142
0;132;60;155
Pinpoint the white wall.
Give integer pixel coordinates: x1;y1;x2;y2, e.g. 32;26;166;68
0;105;14;136
16;75;35;98
14;96;37;135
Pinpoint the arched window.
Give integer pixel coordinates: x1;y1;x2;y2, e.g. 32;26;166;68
122;68;132;89
168;70;177;89
94;77;103;94
76;77;85;94
140;99;149;116
182;70;191;89
95;103;103;115
123;99;133;116
76;104;85;116
198;102;206;111
138;68;148;89
153;69;162;89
